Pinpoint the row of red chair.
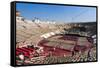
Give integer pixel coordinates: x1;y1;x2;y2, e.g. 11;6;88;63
58;35;78;41
16;47;35;58
16;48;30;57
39;43;72;57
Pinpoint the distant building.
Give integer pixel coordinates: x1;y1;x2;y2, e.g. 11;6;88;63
32;17;57;24
92;35;97;44
16;11;24;21
16;11;20;16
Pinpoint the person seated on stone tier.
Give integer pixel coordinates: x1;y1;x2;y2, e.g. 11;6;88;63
18;42;24;48
48;51;53;57
53;47;56;51
22;41;28;48
31;46;40;56
33;50;40;57
39;47;44;53
27;42;34;48
18;52;25;64
29;51;35;59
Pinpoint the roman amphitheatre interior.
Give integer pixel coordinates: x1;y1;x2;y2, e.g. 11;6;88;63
16;11;97;65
